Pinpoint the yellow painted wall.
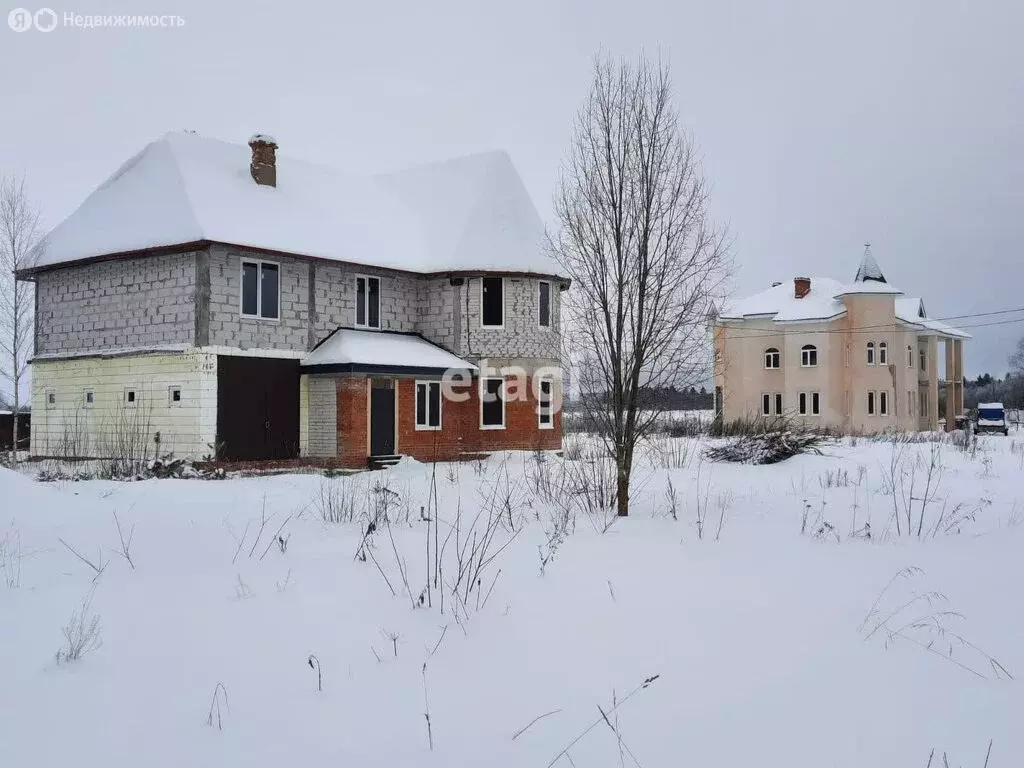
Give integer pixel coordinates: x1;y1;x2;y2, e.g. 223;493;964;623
31;351;218;459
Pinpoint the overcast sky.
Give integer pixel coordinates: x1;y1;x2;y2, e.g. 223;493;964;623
2;0;1022;387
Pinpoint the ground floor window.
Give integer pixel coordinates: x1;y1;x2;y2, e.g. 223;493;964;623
867;391;875;416
481;377;505;429
879;390;889;416
415;381;441;430
762;392;783;416
799;391;820;416
538;378;553;429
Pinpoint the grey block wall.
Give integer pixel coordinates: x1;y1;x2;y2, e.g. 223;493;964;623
35;251;198;355
206;245;309;351
36;245;562;366
457;277;561;362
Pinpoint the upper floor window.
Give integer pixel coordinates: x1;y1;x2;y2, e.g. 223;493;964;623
356;275;381;329
241;259;280;320
800;344;818;367
907;345;914;368
764;348;780;369
538;281;551;328
878;342;888;365
920;349;926;371
866;342;875;366
481;277;504;328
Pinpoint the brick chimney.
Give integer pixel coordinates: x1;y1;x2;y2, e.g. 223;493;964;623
248;134;278;187
794;276;811;299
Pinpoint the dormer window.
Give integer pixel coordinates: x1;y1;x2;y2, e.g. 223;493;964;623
764;348;780;369
866;342;875;366
800;344;818;367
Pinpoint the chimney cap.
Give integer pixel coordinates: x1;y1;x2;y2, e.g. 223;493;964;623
248;133;278;147
771;281;782;287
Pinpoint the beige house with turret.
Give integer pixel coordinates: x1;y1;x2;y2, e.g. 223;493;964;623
712;249;969;434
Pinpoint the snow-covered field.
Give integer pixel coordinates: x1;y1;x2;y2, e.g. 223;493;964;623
2;430;1023;766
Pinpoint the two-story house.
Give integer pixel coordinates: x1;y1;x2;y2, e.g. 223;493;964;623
21;132;566;466
712;248;969;433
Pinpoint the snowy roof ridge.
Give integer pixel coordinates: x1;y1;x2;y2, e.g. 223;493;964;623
31;131;564;279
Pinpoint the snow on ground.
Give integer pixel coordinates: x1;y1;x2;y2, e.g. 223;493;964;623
2;430;1023;766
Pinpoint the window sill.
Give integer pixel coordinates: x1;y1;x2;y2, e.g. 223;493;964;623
240;314;281;323
414;424;442;432
538;422;553;430
480;424;506;431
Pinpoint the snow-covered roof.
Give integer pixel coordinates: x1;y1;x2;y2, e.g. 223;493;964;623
30;131;564;279
301;329;476;375
833;280;904;297
717;277;848;322
719;256;969;338
895;297;971;339
853;246;886;282
978;402;1004;409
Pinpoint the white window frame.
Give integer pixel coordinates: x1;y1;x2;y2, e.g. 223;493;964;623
45;389;56;409
920;349;926;372
239;258;281;321
764;348;780;369
878;342;888;365
867;390;875;416
879;390;889;416
124;388;138;408
414;380;442;431
480;377;506;429
480;277;505;329
762;393;771;416
168;385;183;407
799;391;820;416
537;377;554;430
355;274;381;330
800;344;818;367
775;393;783;416
907;345;914;368
538;280;551;329
83;390;95;408
866;342;875;366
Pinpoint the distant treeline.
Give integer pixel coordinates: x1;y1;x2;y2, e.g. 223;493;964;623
566;385;713;412
962;373;1024;410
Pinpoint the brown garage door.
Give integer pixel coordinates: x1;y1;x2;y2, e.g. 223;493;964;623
217;356;300;461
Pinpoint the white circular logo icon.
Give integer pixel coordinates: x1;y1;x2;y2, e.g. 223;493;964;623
8;7;33;31
34;7;58;32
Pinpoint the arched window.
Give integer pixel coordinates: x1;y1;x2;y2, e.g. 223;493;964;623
866;342;875;366
764;347;780;369
907;345;914;368
878;342;888;365
800;344;818;367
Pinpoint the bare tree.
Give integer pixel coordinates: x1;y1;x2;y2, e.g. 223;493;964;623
1010;337;1024;378
551;54;729;516
0;175;42;458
